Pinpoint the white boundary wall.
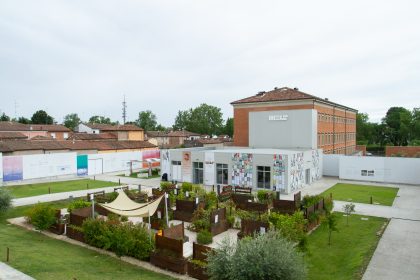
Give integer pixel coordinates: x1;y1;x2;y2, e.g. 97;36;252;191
322;154;340;176
22;153;77;180
323;154;420;185
0;153;3;181
87;151;143;175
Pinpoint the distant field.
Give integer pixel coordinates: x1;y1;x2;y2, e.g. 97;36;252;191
321;183;399;206
4;179;119;198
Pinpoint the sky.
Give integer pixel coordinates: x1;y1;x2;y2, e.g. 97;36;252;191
0;1;419;126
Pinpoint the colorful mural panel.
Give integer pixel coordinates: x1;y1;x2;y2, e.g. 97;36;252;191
182;151;192;182
231;153;253;187
312;150;321;181
77;155;88;176
142;149;161;168
273;154;286;191
3;156;23;182
289;153;304;192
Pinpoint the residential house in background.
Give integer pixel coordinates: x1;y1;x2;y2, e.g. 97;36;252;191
0;122;70;140
77;123;144;141
146;130;201;148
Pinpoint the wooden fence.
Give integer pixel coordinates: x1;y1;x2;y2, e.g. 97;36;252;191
238;219;270;239
151;234;187;274
173;199;203;222
187;243;212;280
210;208;229;236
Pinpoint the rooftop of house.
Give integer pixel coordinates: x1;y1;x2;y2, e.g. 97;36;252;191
0;132;28;140
85;123;143;131
146;130;201;138
0;122;71;132
68;132;117;141
231;86;357;112
0;140;156;153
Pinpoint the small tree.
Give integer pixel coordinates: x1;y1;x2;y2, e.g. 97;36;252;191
0;189;13;214
31;110;54;124
324;214;338;246
343;203;356;226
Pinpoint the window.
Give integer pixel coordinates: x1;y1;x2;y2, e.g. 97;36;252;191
63;132;68;139
50;133;56;139
216;164;229;185
172;161;181;165
257;166;271;189
368;170;375;176
193;162;204;184
361;170;368;176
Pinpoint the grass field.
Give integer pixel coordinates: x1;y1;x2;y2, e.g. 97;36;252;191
4;179;119;198
0;201;172;280
306;213;388;280
321;183;399;206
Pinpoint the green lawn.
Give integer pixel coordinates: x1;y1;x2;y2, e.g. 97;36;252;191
321;183;399;206
4;179;119;198
0;201;172;280
306;213;388;280
118;171;161;180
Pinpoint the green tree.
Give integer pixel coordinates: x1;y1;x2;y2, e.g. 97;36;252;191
224;117;234;137
343;203;355;226
173;109;192;131
207;231;306;280
155;124;166;131
382;107;412;146
323;213;338;245
411;108;420;143
0;112;10;121
31;110;54;124
187;104;224;135
63;113;81;131
136;110;157;131
17;116;31;124
89;115;112;124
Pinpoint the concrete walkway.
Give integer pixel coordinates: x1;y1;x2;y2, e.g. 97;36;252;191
0;262;34;280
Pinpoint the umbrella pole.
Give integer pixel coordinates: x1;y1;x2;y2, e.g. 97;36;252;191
148;208;151;242
165;193;169;228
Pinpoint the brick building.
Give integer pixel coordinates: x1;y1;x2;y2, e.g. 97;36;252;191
231;87;357;155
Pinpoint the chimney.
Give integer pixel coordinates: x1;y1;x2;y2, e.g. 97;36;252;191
293;87;299;91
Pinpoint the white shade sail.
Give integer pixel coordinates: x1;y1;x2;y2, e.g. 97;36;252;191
99;191;164;217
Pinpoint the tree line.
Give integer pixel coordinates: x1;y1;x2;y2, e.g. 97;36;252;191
0;103;234;137
357;107;420;146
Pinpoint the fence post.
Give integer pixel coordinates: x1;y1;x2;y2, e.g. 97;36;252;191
138;184;141;192
370;196;373;204
87;183;89;189
119;179;121;185
6;247;9;262
48;187;51;194
217;185;221;196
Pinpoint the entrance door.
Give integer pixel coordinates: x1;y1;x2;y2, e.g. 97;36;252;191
172;161;181;181
305;169;311;184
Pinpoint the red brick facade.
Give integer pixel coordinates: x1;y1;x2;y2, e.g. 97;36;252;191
385;146;420;158
232;98;357;155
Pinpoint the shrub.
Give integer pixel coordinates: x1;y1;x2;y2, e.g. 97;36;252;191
181;182;193;193
302;195;323;208
204;191;218;210
0;189;12;214
268;212;307;252
197;230;213;245
207;231;306;280
191;208;211;232
256;190;273;204
67;199;91;213
160;181;173;191
82;218;154;260
26;203;57;231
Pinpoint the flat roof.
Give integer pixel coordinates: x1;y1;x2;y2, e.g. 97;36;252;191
170;146;314;155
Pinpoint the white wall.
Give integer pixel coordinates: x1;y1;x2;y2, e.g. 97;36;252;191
339;156;420;185
0;153;3;182
87;151;142;175
22;153;77;180
323;154;341;176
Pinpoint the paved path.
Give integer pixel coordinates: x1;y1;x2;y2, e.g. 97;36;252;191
0;262;34;280
11;174;162;207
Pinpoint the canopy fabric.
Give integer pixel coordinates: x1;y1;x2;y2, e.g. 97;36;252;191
100;190;148;211
99;193;164;218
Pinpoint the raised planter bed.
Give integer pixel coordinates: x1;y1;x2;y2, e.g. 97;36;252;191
150;253;187;274
188;262;209;280
237;219;269;239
